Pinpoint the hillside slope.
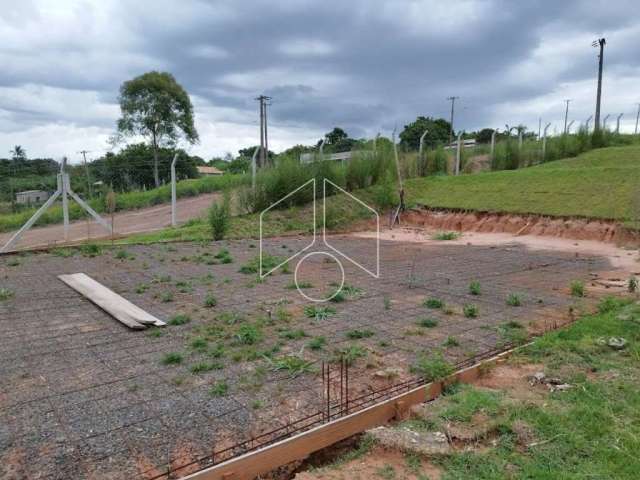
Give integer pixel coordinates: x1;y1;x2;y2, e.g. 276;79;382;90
405;146;640;222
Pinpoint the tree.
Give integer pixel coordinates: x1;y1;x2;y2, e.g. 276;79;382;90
9;145;26;161
325;127;348;145
476;128;495;144
117;71;199;187
399;117;451;150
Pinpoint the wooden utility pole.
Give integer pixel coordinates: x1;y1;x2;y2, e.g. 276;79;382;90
593;38;606;131
563;99;571;134
78;150;93;198
256;95;272;167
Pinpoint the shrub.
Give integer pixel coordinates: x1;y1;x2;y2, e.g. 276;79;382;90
334;345;367;365
304;305;336;320
307;336;326;350
469;281;481;296
270;355;315;377
345;329;375;339
208;192;231;240
432;231;459;241
0;288;14;301
210;380;229;397
410;353;454;382
204;294;217;308
443;336;460;347
80;243;102;257
628;276;638;293
235;324;263;345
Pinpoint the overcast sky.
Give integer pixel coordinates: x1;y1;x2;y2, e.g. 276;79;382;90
1;0;639;164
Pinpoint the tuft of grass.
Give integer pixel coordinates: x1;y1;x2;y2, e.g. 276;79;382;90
469;281;481;295
629;275;639;293
334;344;367;365
307;336;326;350
214;248;233;263
51;248;74;257
506;293;522;306
80;243;102;257
0;288;14;301
287;281;313;289
410;353;454;382
304;305;336;321
161;352;183;365
135;283;148;294
114;249;131;260
146;327;165;338
384;296;392;310
423;297;444;309
571;280;585;297
417;317;439;328
279;329;307;340
239;254;285;275
463;304;478;318
432;231;460;241
443;336;460;347
190;361;221;374
210;380;229;397
329;289;346;303
160;291;174;303
234;324;263;345
270;355;315;377
345;329;375;339
498;320;528;346
204;293;217;308
190;337;208;350
169;313;191;326
439;384;502;422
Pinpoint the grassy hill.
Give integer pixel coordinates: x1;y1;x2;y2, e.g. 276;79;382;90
405;146;640;223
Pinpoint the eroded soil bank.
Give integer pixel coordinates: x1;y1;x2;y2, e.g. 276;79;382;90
403;208;639;246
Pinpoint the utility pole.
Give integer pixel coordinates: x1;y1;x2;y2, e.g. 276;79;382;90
635;103;640;135
78;150;92;198
615;113;623;134
563;99;571;134
592;38;606;131
447;96;459;145
255;95;272;168
538;118;542;140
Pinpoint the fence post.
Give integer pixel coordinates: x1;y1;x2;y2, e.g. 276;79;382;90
455;133;462;175
61;157;70;241
542;123;551;162
616;113;623;134
170;153;178;227
490;129;498;164
251;146;259;192
418;129;429;175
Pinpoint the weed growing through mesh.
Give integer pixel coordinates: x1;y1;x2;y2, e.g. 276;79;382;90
287;281;313;289
80;243;102;257
190;362;221;374
506;293;522;306
161;352;183;365
443;336;460;347
334;344;367;365
204;294;217;308
423;298;444;309
469;281;481;295
410;353;454;382
169;313;191;326
345;329;375;339
417;317;439;328
498;321;527;346
210;380;229;397
135;283;148;294
114;249;131;260
214;248;233;263
269;355;315;377
279;329;307;340
307;336;326;350
239;254;285;275
234;324;263;345
0;288;14;301
159;291;174;303
304;305;336;320
190;337;208;350
463;304;478;318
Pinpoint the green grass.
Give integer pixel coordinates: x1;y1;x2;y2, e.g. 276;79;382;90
0;288;14;301
469;281;481;296
506;293;522;307
161;352;183;365
410;352;455;382
433;298;640;479
168;313;190;326
345;329;375;339
307;336;327;350
210;380;229;397
423;297;444;309
405;146;640;222
432;231;460;240
417;317;439;328
463;304;479;318
571;280;585;297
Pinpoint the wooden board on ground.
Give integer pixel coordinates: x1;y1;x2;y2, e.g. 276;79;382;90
58;273;165;329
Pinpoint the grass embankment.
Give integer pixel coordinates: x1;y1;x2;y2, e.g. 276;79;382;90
305;297;640;479
405;146;640;222
0;173;247;233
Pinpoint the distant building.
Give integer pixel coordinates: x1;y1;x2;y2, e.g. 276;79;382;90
15;190;50;205
197;166;224;176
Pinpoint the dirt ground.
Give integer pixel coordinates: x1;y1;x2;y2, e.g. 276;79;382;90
0;193;218;252
0;230;631;479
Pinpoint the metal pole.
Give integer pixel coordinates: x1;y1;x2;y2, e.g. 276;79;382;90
251;146;259;192
563;99;571;134
392;129;403;190
170;153;178;227
518;130;523;151
567;120;575;134
419;129;428;175
264;98;269;166
593;38;606;131
585;115;593;132
318;138;325;158
542;123;551;161
78;150;92;198
635;104;640;135
447;96;459;145
257;96;265;168
603;114;610;130
616;113;623;134
538;118;542;140
455;133;462;175
61;157;69;241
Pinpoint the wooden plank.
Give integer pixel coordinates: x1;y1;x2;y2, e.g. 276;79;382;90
58;273;165;329
181;344;526;480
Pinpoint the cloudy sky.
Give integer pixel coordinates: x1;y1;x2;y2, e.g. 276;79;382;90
1;0;639;164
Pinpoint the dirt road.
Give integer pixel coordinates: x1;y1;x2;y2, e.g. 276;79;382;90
0;192;218;251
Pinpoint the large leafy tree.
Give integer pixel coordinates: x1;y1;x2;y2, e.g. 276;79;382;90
399;116;451;150
117;71;199;187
